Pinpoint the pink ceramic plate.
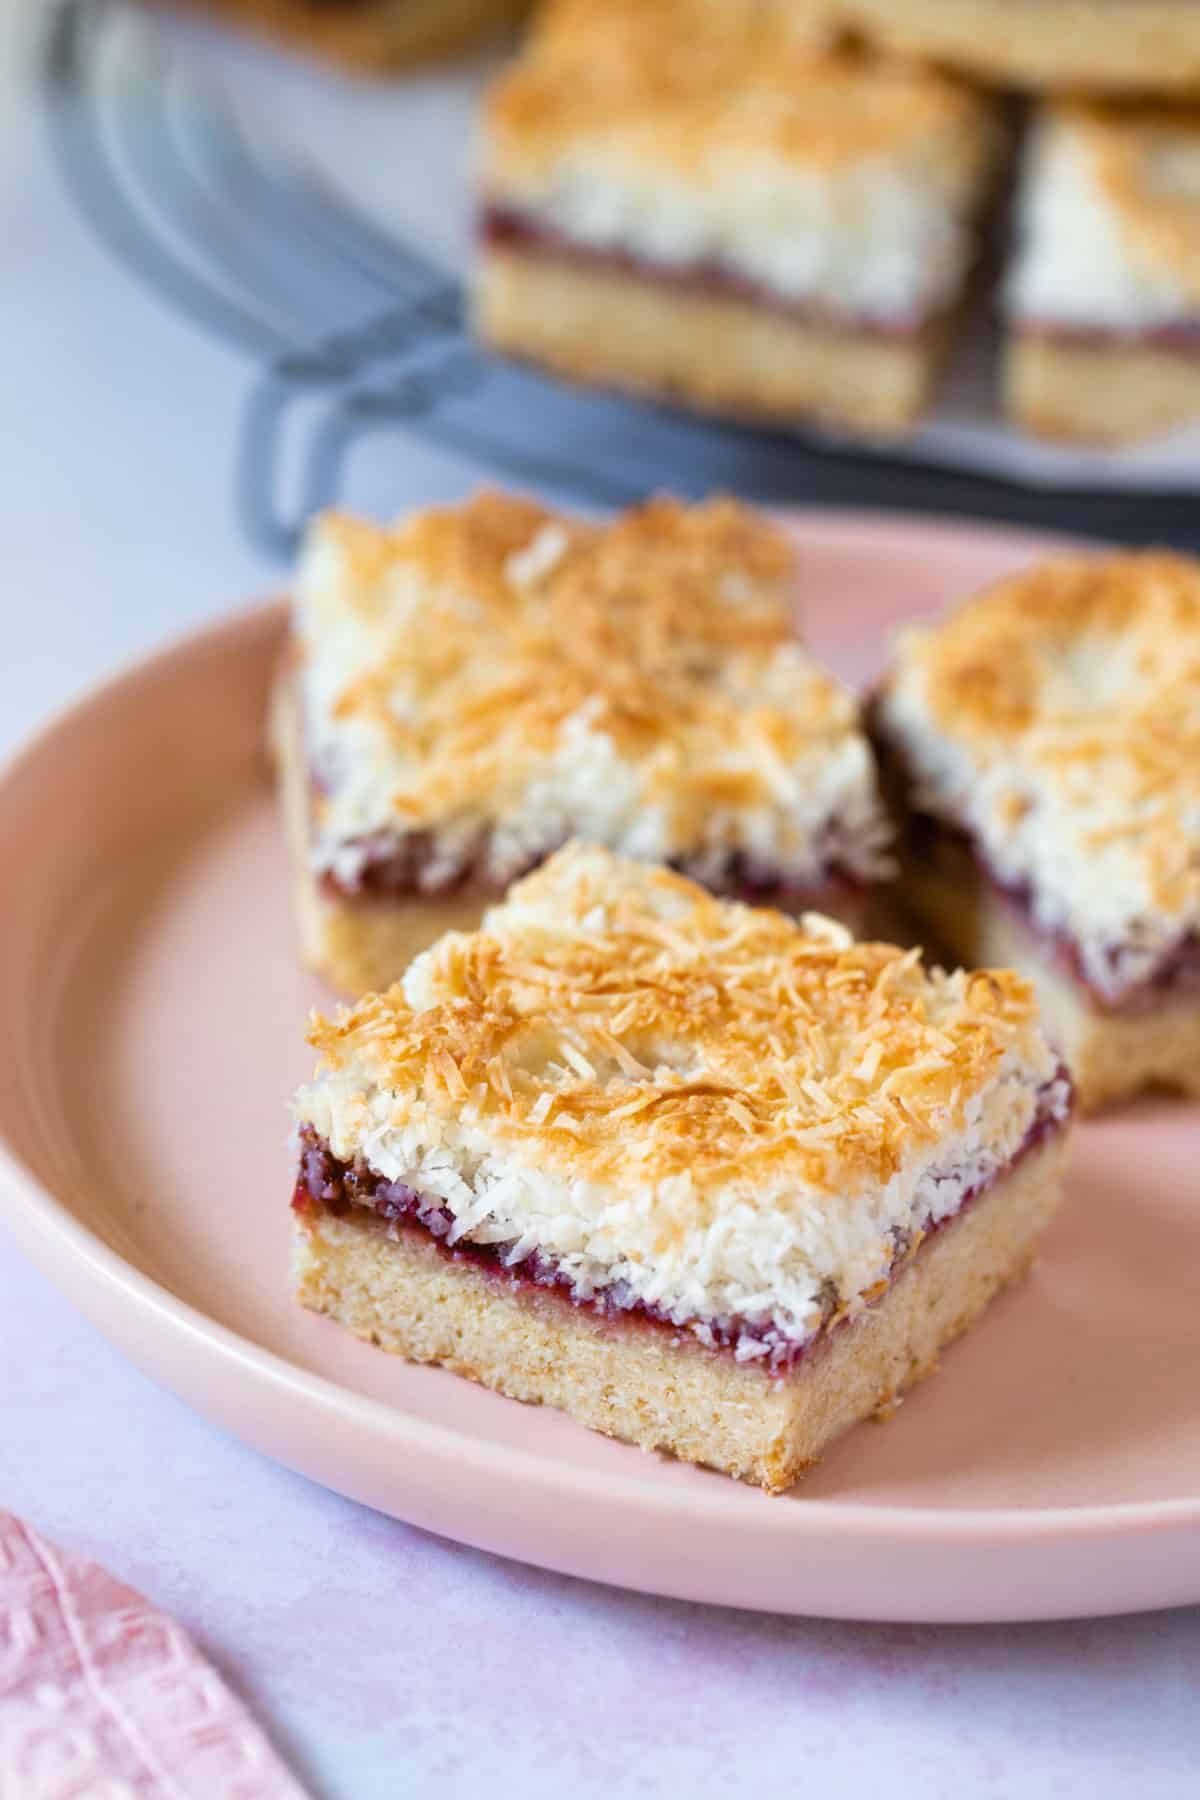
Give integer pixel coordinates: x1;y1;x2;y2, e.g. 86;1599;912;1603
2;512;1198;1623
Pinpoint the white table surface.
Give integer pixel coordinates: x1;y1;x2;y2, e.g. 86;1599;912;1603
1;8;1197;1797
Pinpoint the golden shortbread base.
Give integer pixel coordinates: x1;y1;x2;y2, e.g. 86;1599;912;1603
293;1137;1068;1493
474;245;951;436
1006;335;1200;446
186;0;530;71
824;0;1200;94
897;846;1200;1113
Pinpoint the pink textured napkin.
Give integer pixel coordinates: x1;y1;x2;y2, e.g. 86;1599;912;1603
0;1510;309;1799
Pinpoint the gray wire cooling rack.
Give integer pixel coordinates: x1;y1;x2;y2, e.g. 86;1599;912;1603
42;0;1200;559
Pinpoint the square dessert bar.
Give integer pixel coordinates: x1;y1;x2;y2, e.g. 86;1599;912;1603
272;490;891;995
1006;103;1200;445
794;0;1200;98
188;0;531;71
875;550;1200;1112
475;0;1000;436
292;844;1072;1492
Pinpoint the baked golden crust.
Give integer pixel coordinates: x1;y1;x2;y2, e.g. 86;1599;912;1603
484;3;995;191
293;1134;1068;1491
183;0;530;71
306;843;1049;1200
890;552;1200;921
805;0;1200;97
1006;334;1200;446
530;0;823;63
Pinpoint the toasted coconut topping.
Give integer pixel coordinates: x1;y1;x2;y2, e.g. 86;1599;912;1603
296;491;890;890
1079;100;1200;308
480;1;999;323
879;550;1200;996
498;0;991;175
1008;101;1200;331
294;846;1064;1345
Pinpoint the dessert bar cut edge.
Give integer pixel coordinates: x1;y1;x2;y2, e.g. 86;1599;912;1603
895;849;1200;1113
269;662;489;995
475;245;953;437
294;1135;1069;1493
1006;336;1200;446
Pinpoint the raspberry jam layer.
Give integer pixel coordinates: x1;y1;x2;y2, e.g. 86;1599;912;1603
918;814;1200;1011
870;721;1200;1011
317;815;868;917
481;205;934;340
293;1090;1068;1377
1016;316;1200;356
901;802;1198;1011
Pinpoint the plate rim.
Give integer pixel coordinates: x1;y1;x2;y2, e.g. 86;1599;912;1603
6;1134;1200;1545
3;508;1198;1618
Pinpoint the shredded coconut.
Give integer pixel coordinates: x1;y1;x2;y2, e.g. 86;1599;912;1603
294;845;1064;1346
482;6;999;323
295;491;892;891
878;549;1200;998
1007;102;1200;331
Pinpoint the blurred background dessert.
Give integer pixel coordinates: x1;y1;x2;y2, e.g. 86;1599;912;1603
42;0;1197;547
475;3;1002;436
786;0;1200;96
1004;101;1200;444
469;0;1200;448
181;0;531;70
